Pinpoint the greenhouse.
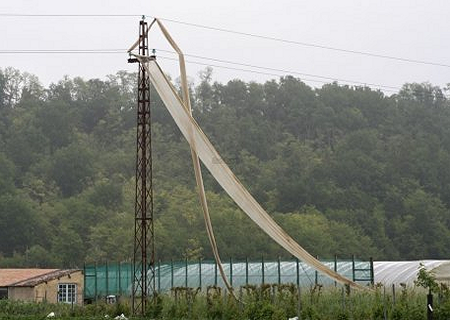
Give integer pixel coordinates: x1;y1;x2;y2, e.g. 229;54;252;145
373;260;450;286
84;259;450;301
84;258;373;300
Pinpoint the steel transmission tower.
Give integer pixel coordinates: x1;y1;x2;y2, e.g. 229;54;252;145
128;19;156;316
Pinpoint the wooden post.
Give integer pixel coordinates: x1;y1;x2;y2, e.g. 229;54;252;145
229;257;233;287
392;284;395;305
105;261;109;296
245;257;249;285
277;257;281;285
171;259;174;288
261;255;265;285
118;261;122;295
199;258;202;289
185;257;188;287
427;290;433;320
351;255;356;282
334;255;338;287
214;260;218;286
370;257;374;286
158;259;161;293
315;256;318;286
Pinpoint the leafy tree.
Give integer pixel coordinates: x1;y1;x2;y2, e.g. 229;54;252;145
51;225;85;267
24;245;57;268
0;194;37;255
86;212;133;262
87;180;123;209
274;207;378;257
1;67;22;107
392;189;450;258
0;69;6;109
33;100;75;152
0;153;15;195
49;142;95;197
1;68;450;264
415;263;439;293
5;117;49;176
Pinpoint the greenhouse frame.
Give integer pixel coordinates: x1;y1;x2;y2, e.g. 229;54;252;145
84;257;373;301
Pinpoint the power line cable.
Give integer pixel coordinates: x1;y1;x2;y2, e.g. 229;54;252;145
156;55;449;99
0;13;139;17
157;55;400;93
4;50;448;96
2;49;445;97
0;49;124;54
156;17;450;69
0;13;449;68
0;49;402;90
6;48;448;98
154;48;401;90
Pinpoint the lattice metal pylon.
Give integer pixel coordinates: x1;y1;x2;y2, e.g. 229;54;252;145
129;19;156;316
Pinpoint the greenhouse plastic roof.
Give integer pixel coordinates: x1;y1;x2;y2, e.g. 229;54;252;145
83;259;372;298
373;260;450;286
84;260;450;298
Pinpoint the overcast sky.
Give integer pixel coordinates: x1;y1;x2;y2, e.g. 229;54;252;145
1;0;449;93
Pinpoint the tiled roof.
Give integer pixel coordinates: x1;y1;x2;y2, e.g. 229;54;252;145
0;269;80;287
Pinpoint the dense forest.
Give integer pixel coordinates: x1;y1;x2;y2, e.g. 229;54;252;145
0;66;449;268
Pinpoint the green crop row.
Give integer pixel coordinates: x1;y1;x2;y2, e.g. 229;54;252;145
2;284;450;320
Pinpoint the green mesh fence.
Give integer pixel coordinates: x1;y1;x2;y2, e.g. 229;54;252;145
84;258;373;300
84;262;134;300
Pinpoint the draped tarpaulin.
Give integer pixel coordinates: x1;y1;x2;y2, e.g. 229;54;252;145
133;56;366;290
130;19;235;295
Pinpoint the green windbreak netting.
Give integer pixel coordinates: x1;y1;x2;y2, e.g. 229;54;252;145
84;263;134;300
84;259;372;299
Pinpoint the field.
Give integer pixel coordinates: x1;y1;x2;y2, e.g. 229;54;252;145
1;284;449;320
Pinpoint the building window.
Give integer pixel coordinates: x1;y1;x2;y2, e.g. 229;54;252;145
0;287;7;299
57;283;77;303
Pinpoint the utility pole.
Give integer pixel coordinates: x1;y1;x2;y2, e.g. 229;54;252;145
128;18;156;316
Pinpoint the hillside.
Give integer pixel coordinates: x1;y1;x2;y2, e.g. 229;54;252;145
1;66;449;267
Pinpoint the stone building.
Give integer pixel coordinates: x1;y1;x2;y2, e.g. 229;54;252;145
0;269;83;305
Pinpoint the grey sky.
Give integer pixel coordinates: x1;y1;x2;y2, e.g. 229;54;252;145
1;0;449;93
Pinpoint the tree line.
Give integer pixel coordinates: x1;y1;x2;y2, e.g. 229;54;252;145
0;66;449;267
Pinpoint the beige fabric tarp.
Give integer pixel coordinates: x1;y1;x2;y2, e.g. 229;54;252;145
135;57;365;290
131;19;235;295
